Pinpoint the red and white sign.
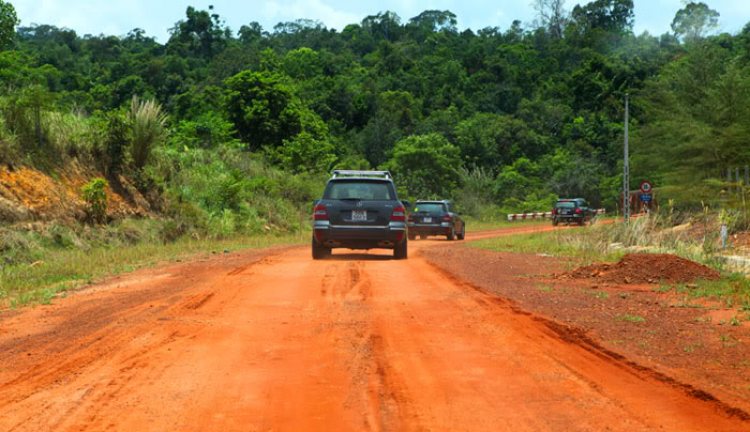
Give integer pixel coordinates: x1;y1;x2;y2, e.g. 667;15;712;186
640;181;653;194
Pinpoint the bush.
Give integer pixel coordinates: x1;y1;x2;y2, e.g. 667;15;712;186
130;96;167;170
81;178;109;224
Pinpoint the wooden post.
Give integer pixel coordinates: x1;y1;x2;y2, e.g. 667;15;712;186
728;169;733;194
737;168;742;197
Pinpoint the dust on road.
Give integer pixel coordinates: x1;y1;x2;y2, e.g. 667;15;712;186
0;225;746;431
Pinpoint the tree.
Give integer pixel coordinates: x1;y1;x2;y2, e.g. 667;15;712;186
0;0;18;51
531;0;568;39
571;0;634;36
671;2;720;43
383;134;461;198
274;132;337;173
362;12;402;42
408;10;457;35
222;70;302;148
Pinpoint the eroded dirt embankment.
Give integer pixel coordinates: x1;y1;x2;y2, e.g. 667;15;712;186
0;164;155;223
0;225;747;431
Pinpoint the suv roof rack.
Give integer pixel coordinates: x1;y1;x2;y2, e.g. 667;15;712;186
331;170;392;179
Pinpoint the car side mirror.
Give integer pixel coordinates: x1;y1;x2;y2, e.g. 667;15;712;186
401;200;412;209
458;212;464;216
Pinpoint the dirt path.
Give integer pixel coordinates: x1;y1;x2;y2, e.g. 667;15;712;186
0;225;746;431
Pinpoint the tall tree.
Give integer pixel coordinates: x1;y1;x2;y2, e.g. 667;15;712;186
531;0;569;39
671;2;720;43
0;0;18;50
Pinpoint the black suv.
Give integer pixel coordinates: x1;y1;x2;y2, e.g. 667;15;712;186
552;198;595;226
407;200;465;240
312;171;410;260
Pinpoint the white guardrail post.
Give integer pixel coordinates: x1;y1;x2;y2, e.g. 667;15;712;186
507;209;606;221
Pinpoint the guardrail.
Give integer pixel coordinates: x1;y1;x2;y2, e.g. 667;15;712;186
507;209;606;221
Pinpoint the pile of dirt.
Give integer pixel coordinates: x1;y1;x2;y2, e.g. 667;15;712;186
563;253;721;285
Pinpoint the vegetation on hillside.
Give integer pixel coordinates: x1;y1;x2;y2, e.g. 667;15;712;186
0;0;748;230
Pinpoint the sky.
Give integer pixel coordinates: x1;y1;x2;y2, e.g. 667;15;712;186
13;0;750;42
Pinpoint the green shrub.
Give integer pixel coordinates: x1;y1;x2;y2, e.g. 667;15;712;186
81;178;109;224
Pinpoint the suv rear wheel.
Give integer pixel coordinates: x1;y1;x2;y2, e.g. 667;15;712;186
457;225;465;240
312;236;330;260
447;227;455;241
394;238;408;259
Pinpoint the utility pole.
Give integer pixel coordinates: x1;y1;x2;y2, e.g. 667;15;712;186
623;94;630;223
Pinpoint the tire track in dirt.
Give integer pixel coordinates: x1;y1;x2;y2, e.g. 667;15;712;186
0;231;747;431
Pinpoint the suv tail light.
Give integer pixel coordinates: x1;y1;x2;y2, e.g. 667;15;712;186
551;208;556;215
574;208;582;214
391;206;406;222
443;214;452;222
314;204;328;220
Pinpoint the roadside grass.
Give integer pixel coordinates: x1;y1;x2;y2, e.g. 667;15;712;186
464;217;547;232
0;232;304;309
616;314;646;323
470;227;625;265
656;274;750;312
472;215;750;308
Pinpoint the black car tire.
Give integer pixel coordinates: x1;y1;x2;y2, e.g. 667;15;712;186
457;225;465;240
420;234;427;240
312;236;330;260
447;227;455;241
552;218;559;226
394;238;408;259
408;232;416;240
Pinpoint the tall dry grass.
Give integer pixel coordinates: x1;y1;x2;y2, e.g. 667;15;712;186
130;96;168;170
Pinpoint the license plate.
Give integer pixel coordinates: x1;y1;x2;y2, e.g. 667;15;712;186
351;210;367;222
423;217;432;223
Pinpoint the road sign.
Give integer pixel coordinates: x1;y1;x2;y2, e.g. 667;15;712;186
640;193;652;202
640;181;653;194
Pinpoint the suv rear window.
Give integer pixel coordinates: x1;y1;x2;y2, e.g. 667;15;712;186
325;181;394;200
414;203;445;213
556;202;576;208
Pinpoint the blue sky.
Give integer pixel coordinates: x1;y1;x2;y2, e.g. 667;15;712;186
13;1;750;42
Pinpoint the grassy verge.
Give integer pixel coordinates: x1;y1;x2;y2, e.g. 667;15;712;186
0;231;305;309
472;216;750;310
471;226;625;265
464;217;548;232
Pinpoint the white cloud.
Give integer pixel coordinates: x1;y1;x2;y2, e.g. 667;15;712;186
258;0;361;30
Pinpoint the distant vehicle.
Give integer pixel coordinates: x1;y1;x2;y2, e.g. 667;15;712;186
311;170;410;260
552;198;595;226
407;200;465;241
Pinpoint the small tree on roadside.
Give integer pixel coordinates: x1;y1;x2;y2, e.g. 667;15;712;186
81;178;109;224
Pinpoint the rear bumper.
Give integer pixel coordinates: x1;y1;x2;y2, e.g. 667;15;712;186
313;221;406;249
553;215;585;221
407;222;451;235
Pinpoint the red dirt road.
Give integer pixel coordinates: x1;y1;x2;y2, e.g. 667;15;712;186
0;226;747;431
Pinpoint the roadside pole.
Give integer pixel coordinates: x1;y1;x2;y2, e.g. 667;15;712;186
623;94;630;223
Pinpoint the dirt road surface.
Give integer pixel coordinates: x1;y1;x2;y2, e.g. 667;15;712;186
1;225;747;431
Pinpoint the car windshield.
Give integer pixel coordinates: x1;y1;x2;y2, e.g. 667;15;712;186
556;202;576;208
326;181;393;200
414;203;445;213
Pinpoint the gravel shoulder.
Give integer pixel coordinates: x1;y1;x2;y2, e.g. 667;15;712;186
420;243;750;414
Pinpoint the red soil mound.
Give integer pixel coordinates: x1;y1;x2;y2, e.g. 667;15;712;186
565;253;721;285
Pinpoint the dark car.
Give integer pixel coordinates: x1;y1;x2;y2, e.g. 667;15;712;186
552;198;596;226
312;171;410;260
407;200;465;240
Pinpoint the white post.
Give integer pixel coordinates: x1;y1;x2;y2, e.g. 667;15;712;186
623;94;630;223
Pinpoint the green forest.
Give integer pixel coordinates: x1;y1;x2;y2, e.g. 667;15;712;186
1;0;749;231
